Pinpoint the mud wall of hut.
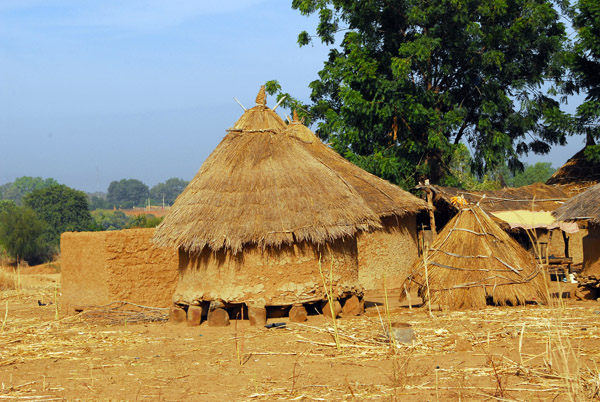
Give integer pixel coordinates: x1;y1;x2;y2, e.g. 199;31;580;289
61;228;178;313
175;238;361;307
357;215;418;290
548;228;587;265
582;225;600;276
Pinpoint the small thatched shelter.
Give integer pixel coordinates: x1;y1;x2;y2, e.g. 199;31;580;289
404;205;547;309
284;113;427;289
554;183;600;276
154;87;425;312
420;183;586;264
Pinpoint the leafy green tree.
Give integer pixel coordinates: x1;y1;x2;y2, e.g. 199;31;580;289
0;200;15;214
149;178;188;206
107;179;149;209
126;214;163;229
88;193;110;210
0;204;50;265
563;0;600;161
90;210;130;231
507;162;556;187
285;0;567;187
0;177;59;205
23;185;94;246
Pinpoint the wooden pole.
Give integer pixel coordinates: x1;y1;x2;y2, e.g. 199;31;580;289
425;180;437;239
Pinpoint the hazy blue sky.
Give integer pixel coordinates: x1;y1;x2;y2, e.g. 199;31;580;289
0;1;587;193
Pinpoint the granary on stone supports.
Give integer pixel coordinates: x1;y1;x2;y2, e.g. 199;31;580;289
152;87;427;326
403;204;547;310
554;184;600;283
284;112;428;290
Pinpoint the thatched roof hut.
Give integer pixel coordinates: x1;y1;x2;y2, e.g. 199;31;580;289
153;88;426;308
553;183;600;224
553;183;600;277
404;206;546;309
284;113;428;289
547;146;600;195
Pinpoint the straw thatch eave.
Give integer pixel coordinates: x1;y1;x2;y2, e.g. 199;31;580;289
553;183;600;224
404;206;546;309
284;116;428;218
425;183;568;214
153;88;386;254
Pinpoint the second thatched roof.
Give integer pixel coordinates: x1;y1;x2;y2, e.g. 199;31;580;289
424;183;568;213
285;112;428;219
404;205;547;309
553;183;600;224
153;88;426;254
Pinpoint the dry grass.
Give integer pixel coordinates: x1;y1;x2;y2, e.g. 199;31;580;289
0;268;16;291
2;270;600;401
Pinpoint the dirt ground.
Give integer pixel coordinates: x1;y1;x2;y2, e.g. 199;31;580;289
1;269;600;401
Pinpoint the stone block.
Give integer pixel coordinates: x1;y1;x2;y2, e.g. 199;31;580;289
248;306;267;326
342;295;363;317
169;305;186;324
389;322;416;344
289;304;308;323
322;300;342;319
208;307;230;327
187;305;203;327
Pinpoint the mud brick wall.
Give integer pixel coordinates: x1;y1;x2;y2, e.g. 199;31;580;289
583;225;600;276
357;215;419;291
61;228;178;313
548;228;586;265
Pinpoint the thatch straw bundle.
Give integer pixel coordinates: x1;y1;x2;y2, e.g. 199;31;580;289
404;206;546;309
154;88;403;254
553;183;600;224
284;112;427;219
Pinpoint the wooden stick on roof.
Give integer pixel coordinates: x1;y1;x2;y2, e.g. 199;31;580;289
233;97;247;111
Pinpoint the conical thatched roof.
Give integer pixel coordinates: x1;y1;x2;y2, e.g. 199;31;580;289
284;112;427;218
404;206;546;309
547;146;600;194
553;183;600;224
153;87;407;254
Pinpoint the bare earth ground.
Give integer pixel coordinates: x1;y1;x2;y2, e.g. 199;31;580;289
1;269;600;401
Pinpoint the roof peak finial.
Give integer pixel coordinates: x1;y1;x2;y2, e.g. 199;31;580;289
256;85;267;106
292;110;299;122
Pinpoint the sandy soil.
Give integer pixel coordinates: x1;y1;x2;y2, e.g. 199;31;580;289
1;271;600;401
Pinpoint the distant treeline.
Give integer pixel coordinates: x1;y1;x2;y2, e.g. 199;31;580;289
89;177;188;210
0;176;187;266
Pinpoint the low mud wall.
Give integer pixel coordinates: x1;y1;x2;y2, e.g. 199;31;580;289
357;215;419;291
61;229;178;313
